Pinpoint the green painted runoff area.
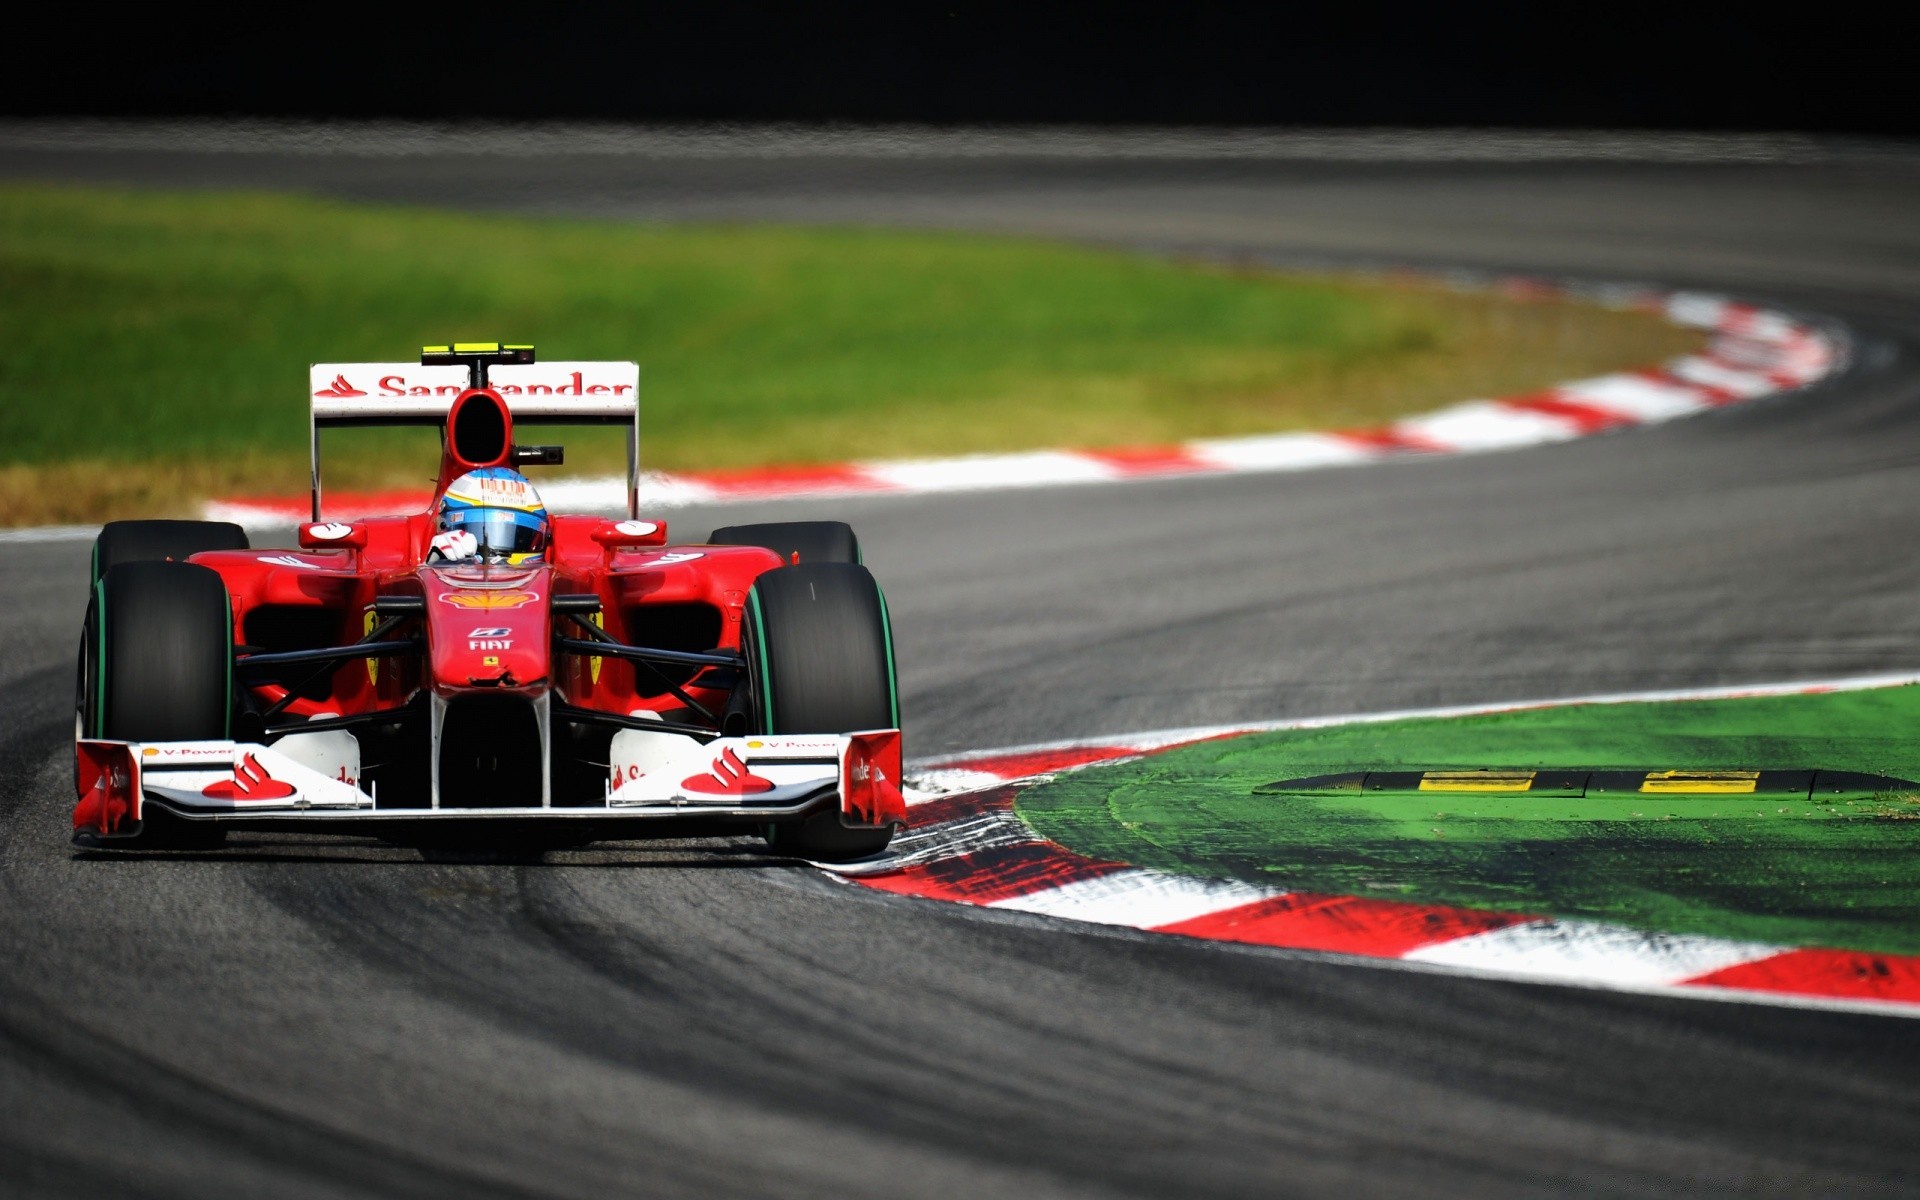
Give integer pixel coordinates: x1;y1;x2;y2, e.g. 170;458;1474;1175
1016;685;1920;954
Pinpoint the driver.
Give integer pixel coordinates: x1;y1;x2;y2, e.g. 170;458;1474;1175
429;467;551;564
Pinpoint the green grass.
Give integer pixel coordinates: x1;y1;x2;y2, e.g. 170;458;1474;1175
0;182;1700;524
1017;685;1920;955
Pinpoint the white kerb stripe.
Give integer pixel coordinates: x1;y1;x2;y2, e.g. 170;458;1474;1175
906;767;1010;797
1667;356;1775;397
886;808;1038;862
1665;292;1731;328
862;451;1119;492
1556;374;1710;422
203;502;297;527
1394;400;1583;451
987;869;1282;927
534;476;630;509
1739;311;1796;342
633;475;723;508
1185;431;1378;471
1404;919;1784;985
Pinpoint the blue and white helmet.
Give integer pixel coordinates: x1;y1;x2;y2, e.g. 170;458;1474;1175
436;467;550;564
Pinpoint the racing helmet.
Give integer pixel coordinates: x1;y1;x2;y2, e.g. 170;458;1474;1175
436;467;550;564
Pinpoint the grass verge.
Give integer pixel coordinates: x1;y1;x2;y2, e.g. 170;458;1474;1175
1016;685;1920;955
1;183;1701;525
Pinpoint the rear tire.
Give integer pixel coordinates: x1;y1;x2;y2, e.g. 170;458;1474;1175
708;520;859;565
79;562;234;849
91;519;249;583
744;562;899;861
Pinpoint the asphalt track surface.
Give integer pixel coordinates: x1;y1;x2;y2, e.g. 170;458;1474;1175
4;133;1920;1196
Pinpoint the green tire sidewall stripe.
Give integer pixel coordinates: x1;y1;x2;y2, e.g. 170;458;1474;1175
91;569;235;740
875;582;900;729
746;587;773;731
223;588;233;739
91;577;106;735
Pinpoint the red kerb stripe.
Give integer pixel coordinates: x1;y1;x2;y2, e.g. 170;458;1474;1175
1716;302;1761;334
1334;427;1451;454
1155;892;1535;957
1500;392;1636;433
1682;948;1920;1004
1080;445;1214;477
901;784;1023;829
1634;368;1738;407
855;842;1127;904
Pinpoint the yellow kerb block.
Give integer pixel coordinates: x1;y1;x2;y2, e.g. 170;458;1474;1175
1418;770;1537;792
1639;770;1760;794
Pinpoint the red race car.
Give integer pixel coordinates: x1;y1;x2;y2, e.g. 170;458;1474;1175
73;343;905;859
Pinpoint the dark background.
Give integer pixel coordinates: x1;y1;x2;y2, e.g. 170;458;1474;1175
11;4;1917;133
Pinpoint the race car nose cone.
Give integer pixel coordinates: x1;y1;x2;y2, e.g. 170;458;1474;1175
421;565;554;697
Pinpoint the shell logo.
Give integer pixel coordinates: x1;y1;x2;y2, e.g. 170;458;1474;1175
438;591;538;610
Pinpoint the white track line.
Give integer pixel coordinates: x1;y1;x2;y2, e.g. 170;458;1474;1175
906;670;1920;774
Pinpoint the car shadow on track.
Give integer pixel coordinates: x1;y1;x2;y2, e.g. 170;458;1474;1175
70;837;801;869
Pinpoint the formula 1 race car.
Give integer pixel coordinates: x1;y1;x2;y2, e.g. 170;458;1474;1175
73;344;905;859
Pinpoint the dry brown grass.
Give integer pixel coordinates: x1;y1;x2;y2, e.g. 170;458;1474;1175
0;456;433;526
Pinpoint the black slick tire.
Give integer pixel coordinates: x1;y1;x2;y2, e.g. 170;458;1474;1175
743;561;899;861
79;561;234;849
707;521;859;565
91;519;249;584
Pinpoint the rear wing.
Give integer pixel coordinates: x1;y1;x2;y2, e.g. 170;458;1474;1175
307;350;641;519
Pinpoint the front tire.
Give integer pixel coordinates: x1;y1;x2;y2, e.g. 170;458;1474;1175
94;562;234;742
78;561;235;849
744;562;899;861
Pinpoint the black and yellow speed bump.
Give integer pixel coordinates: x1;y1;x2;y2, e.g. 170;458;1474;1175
1253;769;1917;798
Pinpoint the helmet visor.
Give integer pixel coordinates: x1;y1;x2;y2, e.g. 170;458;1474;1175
440;507;547;557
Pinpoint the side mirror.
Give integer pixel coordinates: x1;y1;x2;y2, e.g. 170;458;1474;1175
299;521;368;550
591;519;669;549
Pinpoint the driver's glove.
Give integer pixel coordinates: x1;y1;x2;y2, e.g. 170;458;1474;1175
429;529;478;562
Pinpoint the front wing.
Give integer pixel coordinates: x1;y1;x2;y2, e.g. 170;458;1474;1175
74;730;904;838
